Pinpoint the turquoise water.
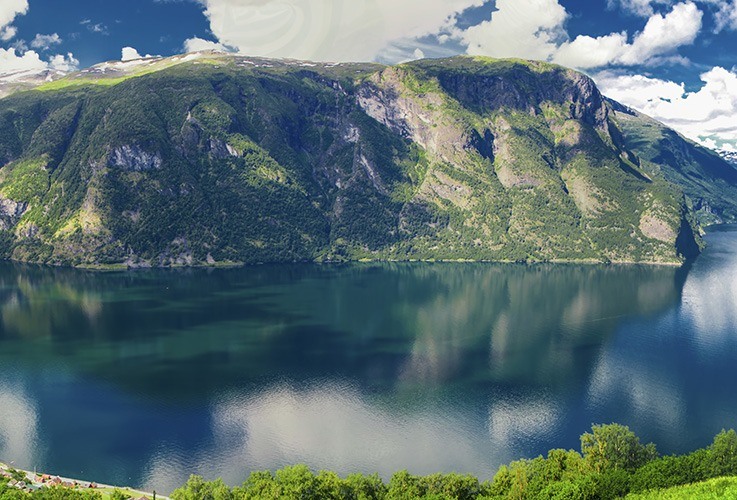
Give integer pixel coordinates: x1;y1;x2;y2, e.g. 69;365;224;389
1;227;737;493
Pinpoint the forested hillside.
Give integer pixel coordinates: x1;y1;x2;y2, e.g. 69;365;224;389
0;53;729;267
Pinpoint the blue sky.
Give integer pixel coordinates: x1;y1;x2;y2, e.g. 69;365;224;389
1;0;736;150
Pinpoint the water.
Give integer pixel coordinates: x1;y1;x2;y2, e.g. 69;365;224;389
1;227;737;493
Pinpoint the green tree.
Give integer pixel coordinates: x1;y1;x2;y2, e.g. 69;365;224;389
343;473;387;500
171;475;233;500
387;471;425;500
629;450;708;493
536;480;583;500
273;465;319;499
708;429;737;477
234;471;280;499
580;424;657;473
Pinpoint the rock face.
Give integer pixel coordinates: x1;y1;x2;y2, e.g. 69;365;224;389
109;145;162;171
0;197;27;230
0;54;718;267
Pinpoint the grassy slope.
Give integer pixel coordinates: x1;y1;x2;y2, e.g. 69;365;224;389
0;54;707;266
627;476;737;499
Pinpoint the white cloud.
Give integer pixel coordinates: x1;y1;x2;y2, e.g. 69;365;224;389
0;26;17;41
462;0;568;60
0;0;27;42
49;53;79;72
0;47;47;73
554;32;630;69
0;48;79;82
30;33;62;50
0;0;27;29
81;19;109;35
555;2;702;68
121;46;158;61
0;1;78;81
460;1;703;69
606;0;675;16
595;67;737;149
183;36;229;53
713;0;737;31
196;0;484;62
620;2;702;64
11;39;27;52
121;46;141;61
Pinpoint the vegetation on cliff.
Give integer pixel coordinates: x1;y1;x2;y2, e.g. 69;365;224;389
0;53;730;267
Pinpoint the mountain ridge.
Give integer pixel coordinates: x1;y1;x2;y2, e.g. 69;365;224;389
719;149;737;167
0;52;730;267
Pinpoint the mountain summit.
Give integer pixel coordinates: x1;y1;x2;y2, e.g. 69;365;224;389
0;53;733;267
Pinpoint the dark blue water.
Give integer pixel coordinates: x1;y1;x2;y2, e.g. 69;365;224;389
1;227;737;493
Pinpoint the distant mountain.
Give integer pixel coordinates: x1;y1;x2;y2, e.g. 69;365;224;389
719;150;737;167
0;67;66;99
0;53;726;267
606;100;737;226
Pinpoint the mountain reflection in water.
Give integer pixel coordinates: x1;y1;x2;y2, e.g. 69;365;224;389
1;230;736;494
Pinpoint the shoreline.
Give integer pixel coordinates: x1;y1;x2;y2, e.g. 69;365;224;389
0;462;168;499
2;255;687;272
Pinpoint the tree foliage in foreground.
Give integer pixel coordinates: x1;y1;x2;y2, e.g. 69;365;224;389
167;426;737;500
2;425;737;499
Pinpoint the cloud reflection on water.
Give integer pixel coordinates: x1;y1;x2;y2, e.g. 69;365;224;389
0;383;39;468
680;234;737;348
0;256;716;493
141;381;495;492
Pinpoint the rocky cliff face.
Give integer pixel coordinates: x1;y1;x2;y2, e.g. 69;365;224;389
0;54;712;267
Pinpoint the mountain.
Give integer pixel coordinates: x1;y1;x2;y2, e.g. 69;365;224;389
719;150;737;167
0;68;66;99
607;101;737;226
0;52;724;267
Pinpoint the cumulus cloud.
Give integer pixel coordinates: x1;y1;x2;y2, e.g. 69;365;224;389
121;46;142;61
553;32;630;69
459;1;703;69
195;0;484;62
555;2;703;68
30;33;62;50
595;67;737;149
0;0;27;29
0;47;46;73
618;2;702;64
463;0;568;60
0;48;79;81
0;0;27;41
183;36;230;53
121;46;159;61
0;1;77;80
49;53;79;72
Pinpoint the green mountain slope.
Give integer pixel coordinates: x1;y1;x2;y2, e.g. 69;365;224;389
0;53;715;267
609;100;737;225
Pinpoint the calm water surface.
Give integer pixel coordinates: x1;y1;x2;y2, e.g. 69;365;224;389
1;227;737;493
